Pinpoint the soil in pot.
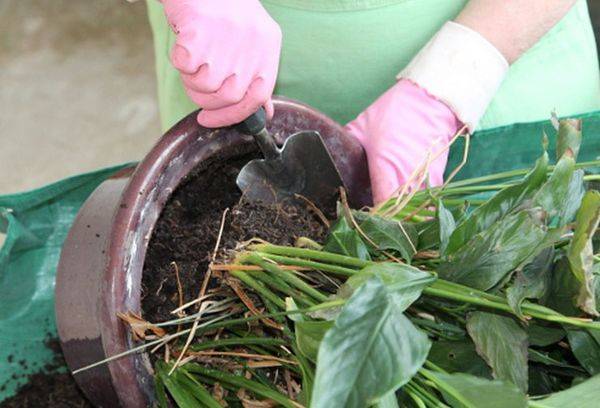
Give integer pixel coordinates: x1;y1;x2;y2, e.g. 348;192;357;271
139;152;335;403
0;338;92;408
141;153;332;329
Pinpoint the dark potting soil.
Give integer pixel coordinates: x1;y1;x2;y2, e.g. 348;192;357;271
0;339;91;408
141;155;332;323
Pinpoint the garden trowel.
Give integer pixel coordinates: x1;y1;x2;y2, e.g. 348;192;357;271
236;108;344;207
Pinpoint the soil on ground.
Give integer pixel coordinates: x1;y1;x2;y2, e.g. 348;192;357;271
141;154;331;323
0;339;91;408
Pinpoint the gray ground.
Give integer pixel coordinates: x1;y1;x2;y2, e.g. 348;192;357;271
0;1;599;195
0;0;160;194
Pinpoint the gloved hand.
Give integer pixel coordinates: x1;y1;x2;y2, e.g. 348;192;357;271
345;21;509;204
162;0;282;128
345;80;462;204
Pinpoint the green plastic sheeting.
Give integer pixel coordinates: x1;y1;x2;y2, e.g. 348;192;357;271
0;164;134;400
0;112;599;402
446;110;600;179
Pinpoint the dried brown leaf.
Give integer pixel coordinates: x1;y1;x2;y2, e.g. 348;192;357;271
241;398;278;408
117;311;165;340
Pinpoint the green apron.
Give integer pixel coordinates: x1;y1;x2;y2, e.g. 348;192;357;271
147;0;600;133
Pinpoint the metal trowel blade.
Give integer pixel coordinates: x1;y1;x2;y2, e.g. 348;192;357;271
236;131;345;206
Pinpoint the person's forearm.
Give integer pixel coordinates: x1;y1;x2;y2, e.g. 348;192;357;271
455;0;577;64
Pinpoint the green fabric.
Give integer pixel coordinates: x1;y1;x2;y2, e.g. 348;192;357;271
447;110;600;179
147;0;599;133
0;164;133;401
1;114;599;402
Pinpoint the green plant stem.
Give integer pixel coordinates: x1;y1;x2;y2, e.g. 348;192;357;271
409;379;448;408
404;383;429;408
188;337;286;352
185;364;298;408
243;253;329;302
248;247;599;329
442;160;600;189
409;317;464;341
250;244;369;269
420;369;474;408
230;270;286;309
425;281;600;330
248;268;316;308
192;300;345;333
424;361;447;374
250;246;600;330
437;184;512;195
256;252;359;277
180;369;224;408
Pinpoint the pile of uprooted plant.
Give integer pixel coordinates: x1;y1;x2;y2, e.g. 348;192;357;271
77;118;600;408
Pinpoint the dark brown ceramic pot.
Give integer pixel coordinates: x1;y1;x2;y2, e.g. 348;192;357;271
55;97;370;407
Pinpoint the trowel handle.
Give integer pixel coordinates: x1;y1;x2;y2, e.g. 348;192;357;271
237;108;280;161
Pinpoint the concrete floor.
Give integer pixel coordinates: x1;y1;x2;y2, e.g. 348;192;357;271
0;1;599;195
0;0;160;194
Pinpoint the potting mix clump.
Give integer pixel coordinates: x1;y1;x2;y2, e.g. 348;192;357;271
76;118;600;408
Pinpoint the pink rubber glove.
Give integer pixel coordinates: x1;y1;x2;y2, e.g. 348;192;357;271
345;80;462;204
162;0;282;128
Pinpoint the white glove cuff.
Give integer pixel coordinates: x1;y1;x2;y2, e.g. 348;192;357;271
399;21;509;131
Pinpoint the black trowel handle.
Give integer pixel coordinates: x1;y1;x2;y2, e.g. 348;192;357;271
237;108;280;161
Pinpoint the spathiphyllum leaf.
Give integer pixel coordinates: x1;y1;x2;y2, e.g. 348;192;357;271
323;216;371;260
533;374;600;407
466;312;528;392
567;190;600;316
311;277;431;408
439;210;547;291
359;214;418;261
445;152;548;255
426;371;527;408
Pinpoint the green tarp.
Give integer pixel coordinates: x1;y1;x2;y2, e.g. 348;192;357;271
1;112;599;401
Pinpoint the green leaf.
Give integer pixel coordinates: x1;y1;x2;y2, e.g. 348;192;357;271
311;277;431;408
466;312;528;392
428;340;492;378
289;297;335;364
528;348;584;371
155;362;206;408
567;190;600;316
595;263;600;312
445;152;548;255
295;320;333;363
566;328;600;376
177;370;224;408
344;262;436;310
415;219;438;251
416;204;467;251
438;200;456;257
527;324;565;347
359;214;418;261
528;366;563;397
439;210;547;290
285;297;304;322
556;118;582;161
376;392;400;408
532;152;576;227
507;248;555;318
542;257;581;316
323;217;371;260
531;374;600;408
154;372;169;408
426;371;527;408
559;169;585;225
